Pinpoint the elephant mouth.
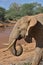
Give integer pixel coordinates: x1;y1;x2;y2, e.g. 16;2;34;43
25;36;32;43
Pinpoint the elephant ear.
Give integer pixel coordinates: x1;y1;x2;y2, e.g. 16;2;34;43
29;16;37;27
36;13;43;25
25;17;37;36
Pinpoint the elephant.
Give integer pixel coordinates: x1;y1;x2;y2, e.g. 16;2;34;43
3;13;43;56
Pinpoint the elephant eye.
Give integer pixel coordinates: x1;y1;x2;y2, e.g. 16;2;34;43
18;27;20;29
28;20;30;25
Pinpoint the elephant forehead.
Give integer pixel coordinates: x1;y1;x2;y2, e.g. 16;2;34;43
20;23;28;30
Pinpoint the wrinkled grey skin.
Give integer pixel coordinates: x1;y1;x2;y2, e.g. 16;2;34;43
3;13;43;56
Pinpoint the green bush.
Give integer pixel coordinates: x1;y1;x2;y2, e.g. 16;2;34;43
0;2;43;22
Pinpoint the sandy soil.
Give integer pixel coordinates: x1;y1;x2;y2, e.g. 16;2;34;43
0;47;35;65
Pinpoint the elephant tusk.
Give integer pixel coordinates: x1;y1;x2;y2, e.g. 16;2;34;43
3;39;16;52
